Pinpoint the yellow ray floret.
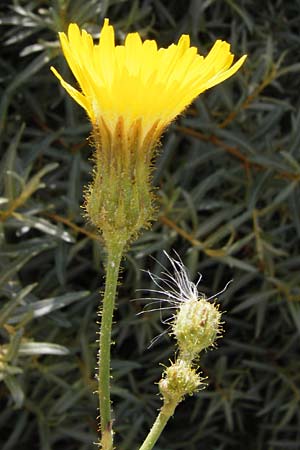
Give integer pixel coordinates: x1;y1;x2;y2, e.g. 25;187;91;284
51;19;246;137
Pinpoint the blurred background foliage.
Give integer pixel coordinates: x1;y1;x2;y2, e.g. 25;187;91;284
1;0;300;449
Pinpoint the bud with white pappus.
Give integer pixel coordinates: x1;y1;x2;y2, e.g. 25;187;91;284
172;297;222;361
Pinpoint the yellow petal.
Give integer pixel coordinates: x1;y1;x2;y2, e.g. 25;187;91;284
203;54;247;90
50;66;92;117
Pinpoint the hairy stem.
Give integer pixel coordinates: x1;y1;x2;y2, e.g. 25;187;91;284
99;241;124;450
138;401;177;450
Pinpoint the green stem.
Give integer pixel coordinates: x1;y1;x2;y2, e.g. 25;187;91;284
138;402;177;450
99;240;124;450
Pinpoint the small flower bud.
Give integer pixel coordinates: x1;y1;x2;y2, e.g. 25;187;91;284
172;298;221;361
159;359;201;404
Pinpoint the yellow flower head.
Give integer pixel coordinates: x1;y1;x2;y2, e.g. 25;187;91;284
51;19;246;245
51;19;246;139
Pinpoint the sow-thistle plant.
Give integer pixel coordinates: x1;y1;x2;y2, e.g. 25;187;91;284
51;18;245;450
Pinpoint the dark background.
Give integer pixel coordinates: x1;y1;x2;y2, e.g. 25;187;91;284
1;1;300;449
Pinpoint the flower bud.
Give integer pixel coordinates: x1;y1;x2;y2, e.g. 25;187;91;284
172;298;221;361
159;359;201;404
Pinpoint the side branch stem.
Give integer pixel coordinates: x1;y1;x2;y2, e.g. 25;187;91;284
99;240;124;450
138;401;177;450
